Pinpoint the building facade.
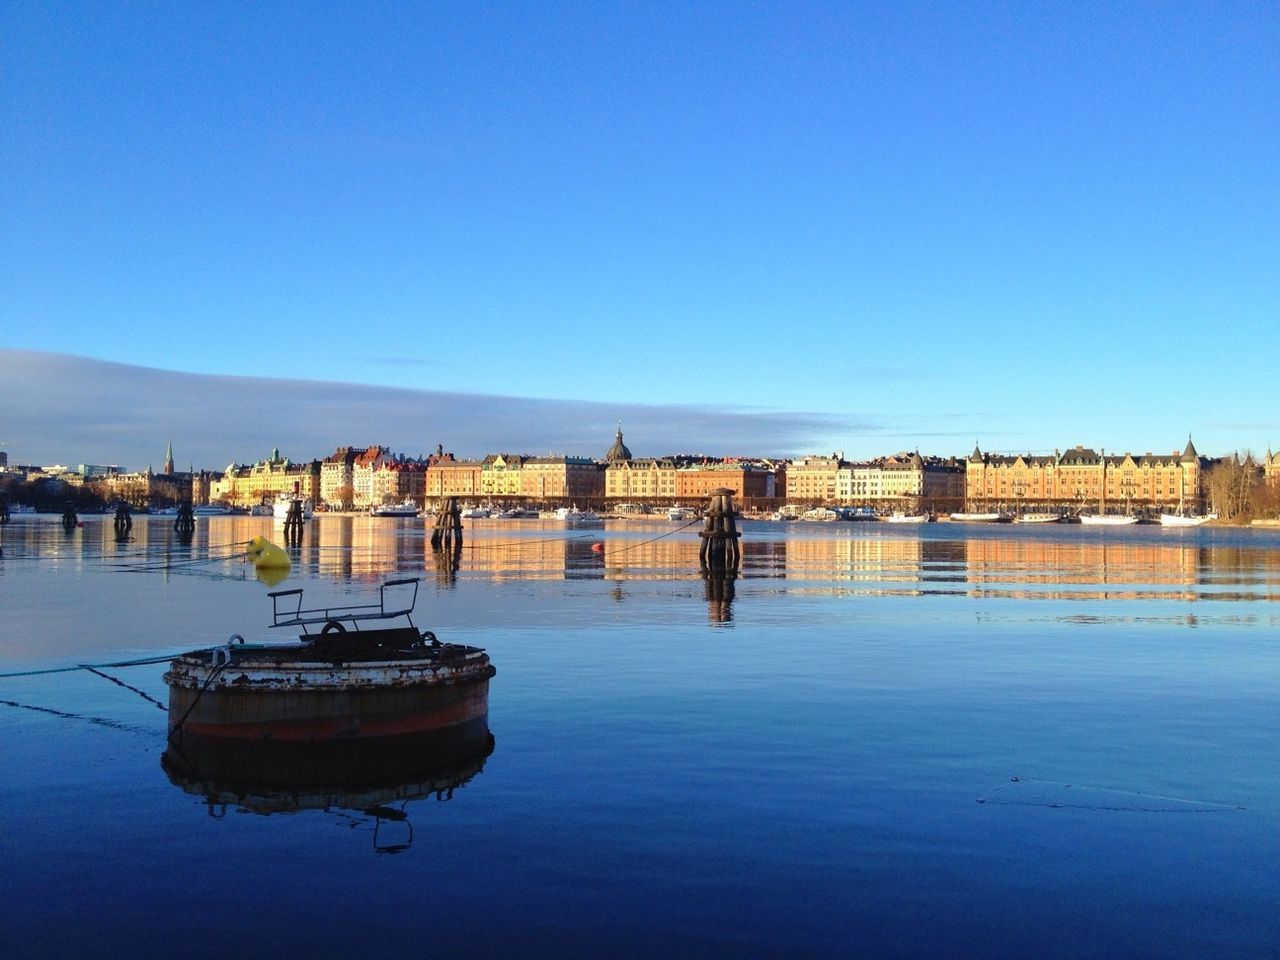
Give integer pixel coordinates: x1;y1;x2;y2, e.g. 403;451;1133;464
965;440;1210;512
209;449;321;508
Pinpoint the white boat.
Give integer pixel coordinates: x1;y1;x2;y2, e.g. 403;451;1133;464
1159;512;1216;527
193;504;234;516
1014;513;1063;524
249;504;273;517
949;512;1011;523
800;507;840;522
555;507;603;524
371;500;419;518
273;498;314;520
613;502;649;516
667;506;697;521
1079;514;1139;526
459;506;490;519
494;507;539;519
10;504;36;514
882;512;929;524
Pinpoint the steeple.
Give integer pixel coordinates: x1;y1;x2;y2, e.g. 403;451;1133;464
163;440;174;476
969;442;983;463
1181;435;1198;463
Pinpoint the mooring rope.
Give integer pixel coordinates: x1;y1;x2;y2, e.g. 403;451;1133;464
82;666;168;711
0;651;208;681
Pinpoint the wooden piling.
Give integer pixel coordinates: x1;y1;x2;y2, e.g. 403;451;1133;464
431;497;463;552
698;488;741;572
283;498;304;546
61;501;78;532
113;502;133;540
174;502;195;537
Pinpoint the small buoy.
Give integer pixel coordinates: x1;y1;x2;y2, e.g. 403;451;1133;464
590;542;604;554
247;535;291;571
76;521;84;528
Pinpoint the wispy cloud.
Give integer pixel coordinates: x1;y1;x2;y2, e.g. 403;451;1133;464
0;350;880;469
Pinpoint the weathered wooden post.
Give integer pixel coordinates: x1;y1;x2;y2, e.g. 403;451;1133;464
174;501;195;537
430;496;463;552
698;487;741;572
113;501;133;540
61;501;78;532
0;497;10;525
283;497;304;546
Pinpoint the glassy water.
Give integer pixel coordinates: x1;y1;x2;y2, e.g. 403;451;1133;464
2;516;1277;958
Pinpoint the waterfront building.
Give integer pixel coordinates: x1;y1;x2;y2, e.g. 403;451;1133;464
425;458;484;499
521;455;604;501
965;440;1211;512
675;461;776;502
837;453;965;508
1265;449;1280;487
785;455;844;504
209;448;321;508
320;446;362;510
351;445;393;507
372;458;426;505
606;457;681;500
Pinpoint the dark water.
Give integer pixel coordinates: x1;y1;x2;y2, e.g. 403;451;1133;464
2;516;1277;959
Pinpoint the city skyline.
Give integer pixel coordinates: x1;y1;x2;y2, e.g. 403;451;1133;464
2;4;1277;461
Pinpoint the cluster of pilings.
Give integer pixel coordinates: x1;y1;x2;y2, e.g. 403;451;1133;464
174;502;195;539
282;498;305;546
431;497;463;584
61;502;78;533
699;488;740;623
113;502;132;541
0;497;9;525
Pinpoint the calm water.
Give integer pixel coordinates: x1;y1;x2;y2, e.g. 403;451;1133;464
2;516;1277;959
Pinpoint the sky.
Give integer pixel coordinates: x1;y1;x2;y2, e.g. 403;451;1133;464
2;2;1277;469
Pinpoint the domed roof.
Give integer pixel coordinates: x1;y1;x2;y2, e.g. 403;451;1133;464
606;425;632;462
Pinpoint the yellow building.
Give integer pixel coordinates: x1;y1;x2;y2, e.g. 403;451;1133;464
965;440;1209;512
521;456;603;500
606;458;680;500
425;459;483;499
836;453;964;508
785;456;843;503
209;449;321;508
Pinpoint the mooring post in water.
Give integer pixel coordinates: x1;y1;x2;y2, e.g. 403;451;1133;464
703;567;737;623
0;497;9;525
698;488;741;572
283;498;303;546
430;497;463;552
113;501;132;540
61;501;78;533
174;501;195;537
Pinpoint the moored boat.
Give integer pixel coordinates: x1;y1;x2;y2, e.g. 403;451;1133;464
882;512;930;523
459;506;491;519
164;577;495;746
667;505;698;521
949;512;1011;523
1079;514;1139;526
1014;513;1064;524
371;499;419;517
273;497;315;519
799;507;840;522
192;503;234;516
1158;512;1217;527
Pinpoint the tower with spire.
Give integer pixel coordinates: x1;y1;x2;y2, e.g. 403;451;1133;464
163;441;174;476
606;422;632;462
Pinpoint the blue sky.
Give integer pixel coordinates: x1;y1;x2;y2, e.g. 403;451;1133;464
2;2;1277;466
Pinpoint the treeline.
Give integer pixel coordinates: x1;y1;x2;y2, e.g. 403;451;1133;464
0;475;108;512
1205;459;1280;521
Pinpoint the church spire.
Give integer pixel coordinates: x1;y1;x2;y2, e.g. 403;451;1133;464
163;440;174;476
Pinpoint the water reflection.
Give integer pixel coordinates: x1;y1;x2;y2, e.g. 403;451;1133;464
161;722;495;852
3;515;1280;604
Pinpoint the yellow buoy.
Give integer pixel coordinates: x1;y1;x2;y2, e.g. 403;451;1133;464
247;535;291;571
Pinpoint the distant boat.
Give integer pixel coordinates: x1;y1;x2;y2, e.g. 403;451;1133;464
555;507;603;525
882;512;929;524
800;507;840;522
273;498;314;520
249;504;273;517
495;507;539;519
949;512;1011;523
1079;514;1139;526
371;500;419;518
459;506;490;519
192;504;234;516
1014;513;1063;524
667;506;697;521
613;502;649;516
1159;511;1217;527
